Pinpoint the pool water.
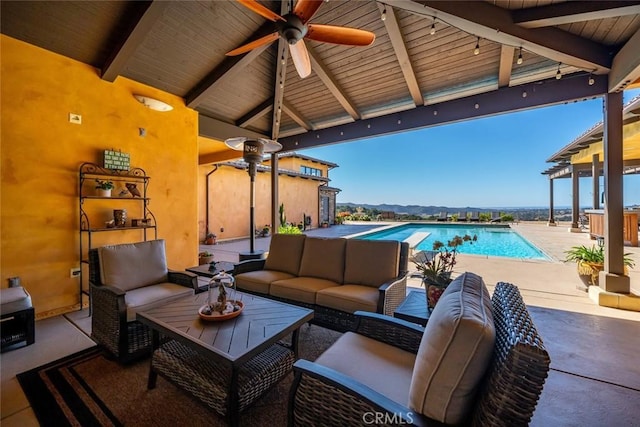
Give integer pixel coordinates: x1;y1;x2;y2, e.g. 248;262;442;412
356;223;549;260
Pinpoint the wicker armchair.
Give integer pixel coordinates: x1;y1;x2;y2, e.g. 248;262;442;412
89;240;198;363
289;279;550;426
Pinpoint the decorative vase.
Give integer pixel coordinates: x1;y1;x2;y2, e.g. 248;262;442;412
423;278;448;312
113;209;127;227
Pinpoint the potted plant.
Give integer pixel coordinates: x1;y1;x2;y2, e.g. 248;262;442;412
414;234;478;311
95;179;114;197
260;225;270;237
198;251;215;265
204;233;217;245
564;245;634;289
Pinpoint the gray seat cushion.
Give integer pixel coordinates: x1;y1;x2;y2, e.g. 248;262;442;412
125;282;194;322
0;287;33;314
409;272;495;424
315;331;416;405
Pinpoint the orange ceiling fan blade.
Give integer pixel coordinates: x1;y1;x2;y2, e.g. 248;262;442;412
293;0;324;24
226;32;279;56
306;24;375;46
289;39;312;79
237;0;285;22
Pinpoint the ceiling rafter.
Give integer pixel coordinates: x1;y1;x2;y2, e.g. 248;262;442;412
498;45;515;88
512;1;640;29
101;1;168;82
393;0;613;74
270;1;290;140
377;3;423;107
185;22;274;108
237;98;273;128
283;100;315;131
307;46;361;121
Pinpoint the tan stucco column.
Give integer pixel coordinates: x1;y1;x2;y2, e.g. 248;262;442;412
599;91;630;293
547;178;556;226
592;153;600;209
569;166;581;232
271;153;279;234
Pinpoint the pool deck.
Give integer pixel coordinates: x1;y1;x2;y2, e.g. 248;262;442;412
200;221;640;426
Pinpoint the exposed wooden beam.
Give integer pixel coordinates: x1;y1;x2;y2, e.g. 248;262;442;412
498;45;515;88
186;22;274;107
609;27;640;92
279;74;607;150
199;114;268;142
237;98;273;128
271;1;290;140
307;46;361;120
377;3;423;106
394;0;612;73
282;100;314;131
513;1;640;29
101;1;168;82
198;150;243;165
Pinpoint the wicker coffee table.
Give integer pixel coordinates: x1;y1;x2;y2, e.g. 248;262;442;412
136;289;313;426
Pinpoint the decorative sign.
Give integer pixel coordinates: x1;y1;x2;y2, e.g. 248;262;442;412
103;150;130;171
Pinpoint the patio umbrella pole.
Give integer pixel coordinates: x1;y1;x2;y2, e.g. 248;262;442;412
249;162;256;254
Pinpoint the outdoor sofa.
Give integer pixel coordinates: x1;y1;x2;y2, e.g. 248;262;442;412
233;234;409;332
289;272;550;426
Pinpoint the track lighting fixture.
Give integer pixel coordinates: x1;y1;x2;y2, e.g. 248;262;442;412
381;6;386;21
517;47;523;65
474;37;480;55
430;18;436;35
556;63;562;80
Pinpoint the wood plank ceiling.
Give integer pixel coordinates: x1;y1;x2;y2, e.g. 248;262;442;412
2;0;640;162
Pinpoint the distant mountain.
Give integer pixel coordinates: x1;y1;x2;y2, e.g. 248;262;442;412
338;203;493;216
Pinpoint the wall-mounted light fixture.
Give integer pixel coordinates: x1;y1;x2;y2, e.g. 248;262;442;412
133;95;173;112
473;37;480;55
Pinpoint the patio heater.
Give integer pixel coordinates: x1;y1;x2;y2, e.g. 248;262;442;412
224;137;282;261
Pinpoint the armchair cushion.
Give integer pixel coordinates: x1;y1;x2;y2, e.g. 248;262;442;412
98;240;168;291
344;239;399;287
314;331;416;405
409;272;495;425
263;234;306;275
298;237;346;284
124;282;194;322
316;285;379;314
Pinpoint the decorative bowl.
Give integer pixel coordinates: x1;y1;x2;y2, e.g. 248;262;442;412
198;300;244;321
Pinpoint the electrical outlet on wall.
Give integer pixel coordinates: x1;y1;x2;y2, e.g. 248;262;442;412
70;267;81;278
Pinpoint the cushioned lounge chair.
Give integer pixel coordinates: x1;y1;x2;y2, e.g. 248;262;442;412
436;212;447;222
490;211;501;222
458;212;468;222
469;211;480;222
289;274;550;426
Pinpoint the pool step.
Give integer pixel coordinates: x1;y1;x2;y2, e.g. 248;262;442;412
404;231;430;256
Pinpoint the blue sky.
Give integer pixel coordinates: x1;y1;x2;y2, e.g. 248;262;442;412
302;89;640;209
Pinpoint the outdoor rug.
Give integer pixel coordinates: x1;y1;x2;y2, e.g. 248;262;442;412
17;324;341;427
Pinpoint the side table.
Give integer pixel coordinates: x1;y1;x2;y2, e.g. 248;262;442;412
186;261;236;293
393;291;429;326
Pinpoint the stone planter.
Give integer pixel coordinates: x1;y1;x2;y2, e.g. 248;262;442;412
199;255;214;265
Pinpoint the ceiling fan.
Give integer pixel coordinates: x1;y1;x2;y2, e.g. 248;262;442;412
226;0;376;78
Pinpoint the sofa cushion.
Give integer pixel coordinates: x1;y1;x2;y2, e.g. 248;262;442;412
125;282;194;322
0;287;33;314
298;237;346;284
408;272;495;425
344;239;400;288
264;234;306;275
315;331;416;404
270;277;338;305
316;285;379;314
99;240;168;291
235;270;296;295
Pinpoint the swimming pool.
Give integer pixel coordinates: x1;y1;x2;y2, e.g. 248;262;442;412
355;223;550;260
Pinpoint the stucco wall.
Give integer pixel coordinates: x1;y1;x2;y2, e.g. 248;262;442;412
1;35;199;317
198;164;322;241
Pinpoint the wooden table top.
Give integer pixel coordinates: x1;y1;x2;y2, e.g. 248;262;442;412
137;290;314;366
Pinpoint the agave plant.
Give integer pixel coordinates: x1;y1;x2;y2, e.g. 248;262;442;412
564;245;634;267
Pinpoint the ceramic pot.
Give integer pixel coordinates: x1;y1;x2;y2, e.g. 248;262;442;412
199;255;214;265
577;261;603;288
423;279;447;312
97;188;111;197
